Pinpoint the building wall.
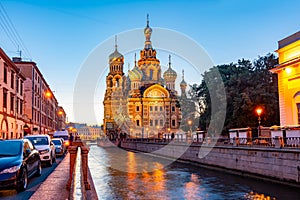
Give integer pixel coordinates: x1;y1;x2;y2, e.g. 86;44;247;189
272;32;300;125
0;48;25;139
77;126;103;139
14;60;61;134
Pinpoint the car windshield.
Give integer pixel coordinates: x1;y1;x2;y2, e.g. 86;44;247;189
52;140;62;145
0;140;22;156
54;135;69;140
26;137;49;145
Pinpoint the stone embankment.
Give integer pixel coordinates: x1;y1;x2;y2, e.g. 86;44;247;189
121;141;300;187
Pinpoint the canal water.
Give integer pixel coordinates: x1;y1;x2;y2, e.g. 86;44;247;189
88;145;300;200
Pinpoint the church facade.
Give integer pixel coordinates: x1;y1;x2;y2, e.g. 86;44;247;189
103;18;188;138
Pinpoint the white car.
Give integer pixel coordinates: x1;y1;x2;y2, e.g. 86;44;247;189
24;135;56;166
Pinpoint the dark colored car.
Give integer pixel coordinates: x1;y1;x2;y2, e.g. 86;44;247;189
0;139;42;192
51;138;65;157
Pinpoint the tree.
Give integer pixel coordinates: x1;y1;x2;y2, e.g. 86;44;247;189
189;53;279;135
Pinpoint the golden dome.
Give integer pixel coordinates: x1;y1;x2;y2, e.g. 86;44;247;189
163;55;177;82
129;54;143;81
180;69;187;87
109;35;123;63
109;49;123;63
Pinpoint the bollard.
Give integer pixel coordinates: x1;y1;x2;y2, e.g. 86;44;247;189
81;146;91;190
66;146;78;190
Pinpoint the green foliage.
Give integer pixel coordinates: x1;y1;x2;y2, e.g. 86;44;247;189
189;53;279;134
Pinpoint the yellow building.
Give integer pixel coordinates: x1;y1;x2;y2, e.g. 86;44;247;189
103;17;185;138
270;31;300;125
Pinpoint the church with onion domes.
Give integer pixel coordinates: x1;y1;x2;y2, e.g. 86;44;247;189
103;16;188;139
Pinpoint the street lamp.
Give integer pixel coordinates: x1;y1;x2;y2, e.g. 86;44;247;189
188;120;192;142
146;127;149;139
156;125;160;139
256;107;263;137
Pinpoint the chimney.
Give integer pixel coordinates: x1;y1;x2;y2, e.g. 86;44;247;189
12;57;22;62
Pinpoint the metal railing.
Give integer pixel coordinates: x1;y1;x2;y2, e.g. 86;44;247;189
123;136;300;149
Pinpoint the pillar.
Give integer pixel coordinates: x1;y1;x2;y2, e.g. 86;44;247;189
66;146;78;190
81;146;91;190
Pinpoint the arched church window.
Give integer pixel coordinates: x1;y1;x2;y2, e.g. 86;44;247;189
149;69;153;80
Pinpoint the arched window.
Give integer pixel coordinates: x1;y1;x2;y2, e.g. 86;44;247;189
149;69;153;80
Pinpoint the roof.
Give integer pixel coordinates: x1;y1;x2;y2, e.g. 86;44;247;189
278;31;300;49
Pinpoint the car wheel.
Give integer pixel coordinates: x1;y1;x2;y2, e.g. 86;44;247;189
16;168;28;192
36;161;42;177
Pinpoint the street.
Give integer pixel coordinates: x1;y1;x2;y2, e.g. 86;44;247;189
0;155;66;200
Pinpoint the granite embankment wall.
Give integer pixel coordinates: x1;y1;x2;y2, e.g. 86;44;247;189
121;141;300;187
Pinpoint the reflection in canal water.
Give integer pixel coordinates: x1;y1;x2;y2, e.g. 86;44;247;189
88;145;300;200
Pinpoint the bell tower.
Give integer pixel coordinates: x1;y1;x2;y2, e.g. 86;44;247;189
103;36;126;135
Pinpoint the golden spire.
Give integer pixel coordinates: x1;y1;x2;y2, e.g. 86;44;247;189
144;14;152;49
115;35;118;50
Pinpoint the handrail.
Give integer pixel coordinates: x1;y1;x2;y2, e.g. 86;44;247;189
66;138;98;200
121;137;300;149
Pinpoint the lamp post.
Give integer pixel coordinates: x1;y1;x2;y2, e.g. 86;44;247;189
188;120;192;142
130;128;132;139
256;107;263;137
146;127;149;139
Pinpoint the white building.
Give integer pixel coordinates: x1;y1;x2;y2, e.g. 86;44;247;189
77;126;104;140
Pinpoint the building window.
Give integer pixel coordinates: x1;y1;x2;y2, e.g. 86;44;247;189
160;106;163;111
136;120;140;127
20;100;23;115
3;90;7;108
150;119;153;126
150;106;153;111
136;106;140;112
16;78;19;93
3;64;7;83
297;103;300;125
20;81;23;95
172;119;176;127
10;94;14;111
155;106;158;111
172;106;175;112
160;119;163;126
16;98;19;114
11;72;14;89
155;120;158;126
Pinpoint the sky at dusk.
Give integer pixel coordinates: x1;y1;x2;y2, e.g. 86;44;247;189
1;0;300;125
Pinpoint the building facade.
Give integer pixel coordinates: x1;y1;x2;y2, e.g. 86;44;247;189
77;125;104;140
13;58;61;134
57;106;67;131
103;18;187;138
0;48;26;139
271;31;300;125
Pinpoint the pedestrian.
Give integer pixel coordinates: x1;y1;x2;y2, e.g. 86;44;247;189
171;132;175;140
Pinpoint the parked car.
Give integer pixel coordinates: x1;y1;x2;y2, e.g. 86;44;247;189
0;139;42;192
51;138;65;157
24;135;56;166
53;130;70;148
